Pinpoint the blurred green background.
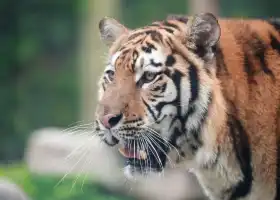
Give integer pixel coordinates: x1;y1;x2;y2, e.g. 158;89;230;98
0;0;279;199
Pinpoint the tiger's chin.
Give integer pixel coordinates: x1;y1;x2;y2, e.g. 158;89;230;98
103;133;119;146
123;164;164;181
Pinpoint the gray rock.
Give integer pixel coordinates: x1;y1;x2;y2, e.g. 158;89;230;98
0;179;30;200
25;127;123;187
25;127;206;200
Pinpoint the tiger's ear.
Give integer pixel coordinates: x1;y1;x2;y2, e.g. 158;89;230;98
99;17;128;46
185;13;220;50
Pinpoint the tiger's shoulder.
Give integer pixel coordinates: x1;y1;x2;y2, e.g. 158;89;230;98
167;14;280;200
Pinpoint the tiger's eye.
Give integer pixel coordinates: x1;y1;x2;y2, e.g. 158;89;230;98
144;71;156;82
107;70;115;81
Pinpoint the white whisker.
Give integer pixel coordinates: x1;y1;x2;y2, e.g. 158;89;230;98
145;132;175;169
142;134;164;173
64;131;99;161
55;135;96;188
142;125;181;158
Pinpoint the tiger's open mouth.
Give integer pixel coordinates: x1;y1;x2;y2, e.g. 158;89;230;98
118;137;170;176
119;146;147;160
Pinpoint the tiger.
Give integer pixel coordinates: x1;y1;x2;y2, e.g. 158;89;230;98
94;12;280;200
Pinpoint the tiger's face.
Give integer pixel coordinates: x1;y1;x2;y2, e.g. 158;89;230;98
95;13;221;177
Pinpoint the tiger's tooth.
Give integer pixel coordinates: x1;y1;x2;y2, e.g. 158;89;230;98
118;148;126;157
139;150;147;160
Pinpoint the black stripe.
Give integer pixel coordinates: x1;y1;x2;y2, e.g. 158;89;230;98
169;127;183;147
163;21;179;30
164;68;171;77
160;83;167;93
171;69;182;118
132;38;145;45
256;45;274;78
155;69;182;119
243;55;253;78
142;98;157;121
152;94;164;98
128;32;144;40
214;44;229;76
227;115;253;199
250;33;275;80
146;42;157;50
237;31;275;82
267;18;280;32
151;83;167;93
102;83;106;91
103;76;108;84
141;42;157;53
151;85;161;92
171;93;212;155
169;117;179;133
145;30;163;43
163;27;174;34
270;33;280;54
164;36;174;49
141;46;152;53
152;31;163;43
186;93;212;152
189;64;199;104
120;49;130;55
150;59;162;67
104;136;119;146
159;69;184;147
165;55;176;67
243;53;257;85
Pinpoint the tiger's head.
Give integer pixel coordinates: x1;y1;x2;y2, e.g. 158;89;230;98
95;13;221;178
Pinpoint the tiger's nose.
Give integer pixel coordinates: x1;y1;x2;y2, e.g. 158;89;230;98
101;113;123;129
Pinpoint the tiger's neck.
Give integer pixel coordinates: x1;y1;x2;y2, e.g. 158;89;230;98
194;79;228;168
173;72;227;165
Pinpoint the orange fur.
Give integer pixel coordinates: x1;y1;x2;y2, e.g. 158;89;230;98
217;19;280;184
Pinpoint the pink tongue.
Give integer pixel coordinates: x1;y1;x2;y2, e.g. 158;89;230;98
119;148;140;159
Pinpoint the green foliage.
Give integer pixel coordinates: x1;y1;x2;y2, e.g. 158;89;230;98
121;0;187;28
0;0;79;162
0;164;134;200
220;0;280;17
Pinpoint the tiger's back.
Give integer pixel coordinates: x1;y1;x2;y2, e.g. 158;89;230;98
196;18;280;199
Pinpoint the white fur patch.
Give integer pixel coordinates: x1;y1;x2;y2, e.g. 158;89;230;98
185;83;212;130
180;76;191;115
111;51;121;65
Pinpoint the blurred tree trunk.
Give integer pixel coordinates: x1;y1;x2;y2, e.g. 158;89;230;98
188;0;219;16
78;0;121;122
